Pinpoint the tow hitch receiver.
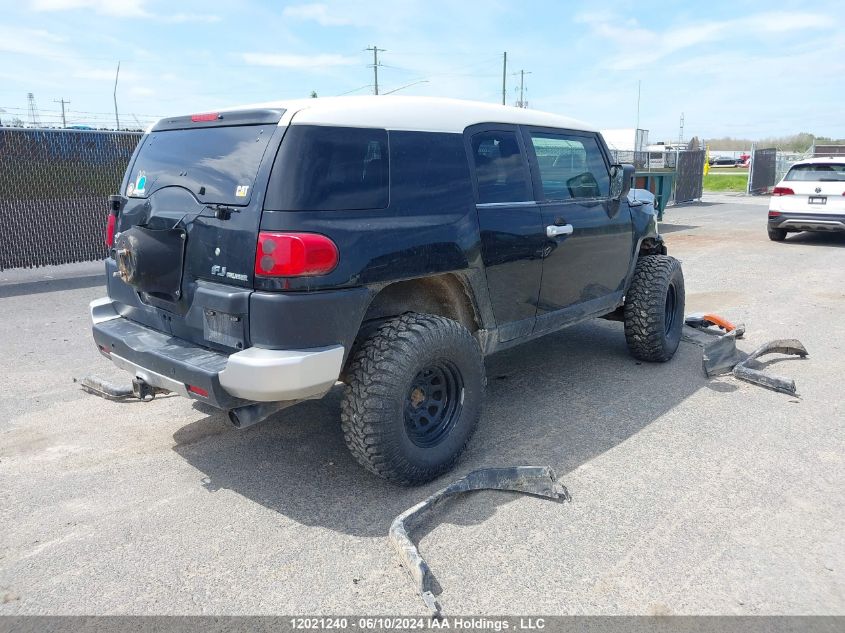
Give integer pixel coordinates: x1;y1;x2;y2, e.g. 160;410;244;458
389;466;570;617
78;375;168;401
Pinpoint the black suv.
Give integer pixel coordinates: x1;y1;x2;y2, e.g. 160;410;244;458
91;96;684;484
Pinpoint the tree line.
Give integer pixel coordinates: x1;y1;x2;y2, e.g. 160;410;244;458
704;132;845;152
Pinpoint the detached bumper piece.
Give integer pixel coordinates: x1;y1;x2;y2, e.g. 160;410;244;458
683;313;808;396
389;466;570;618
732;339;808;396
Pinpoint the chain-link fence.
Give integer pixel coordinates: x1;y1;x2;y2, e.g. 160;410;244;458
0;128;141;270
609;149;705;204
748;147;777;195
675;150;706;202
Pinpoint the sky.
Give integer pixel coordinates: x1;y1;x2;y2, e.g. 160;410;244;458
1;0;843;140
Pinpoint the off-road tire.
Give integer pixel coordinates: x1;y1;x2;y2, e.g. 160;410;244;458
341;313;484;485
624;255;685;362
768;227;787;241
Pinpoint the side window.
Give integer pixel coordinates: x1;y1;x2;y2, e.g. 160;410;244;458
471;130;531;204
389;131;474;213
265;125;388;211
529;132;610;201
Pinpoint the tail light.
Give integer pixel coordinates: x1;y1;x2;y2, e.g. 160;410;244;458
772;186;794;196
106;213;117;247
187;385;208;398
106;195;123;247
255;232;339;277
768;211;781;218
191;112;221;122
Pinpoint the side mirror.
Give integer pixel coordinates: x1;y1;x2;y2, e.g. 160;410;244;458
610;164;635;201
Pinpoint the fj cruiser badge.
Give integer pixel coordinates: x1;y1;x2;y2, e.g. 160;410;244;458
211;265;248;282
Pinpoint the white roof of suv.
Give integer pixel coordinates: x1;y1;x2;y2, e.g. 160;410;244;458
210;95;597;135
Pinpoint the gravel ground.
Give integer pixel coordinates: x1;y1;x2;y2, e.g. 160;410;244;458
1;196;843;615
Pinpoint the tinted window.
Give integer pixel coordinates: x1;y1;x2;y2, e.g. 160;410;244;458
529;132;610;200
266;125;388;211
127;125;274;205
785;163;845;182
390;131;473;213
471;131;531;204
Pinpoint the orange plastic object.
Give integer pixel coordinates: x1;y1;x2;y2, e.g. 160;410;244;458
702;313;737;332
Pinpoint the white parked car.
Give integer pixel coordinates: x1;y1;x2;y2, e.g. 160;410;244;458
768;157;845;241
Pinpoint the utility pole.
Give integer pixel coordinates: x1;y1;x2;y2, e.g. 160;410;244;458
513;69;531;108
113;61;121;130
501;52;507;105
366;45;385;95
54;98;70;128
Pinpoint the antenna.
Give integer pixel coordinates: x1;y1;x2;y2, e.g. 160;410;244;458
635;79;641;131
113;61;121;130
27;93;41;127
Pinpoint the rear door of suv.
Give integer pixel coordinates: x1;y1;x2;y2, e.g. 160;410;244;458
111;109;286;348
466;124;544;342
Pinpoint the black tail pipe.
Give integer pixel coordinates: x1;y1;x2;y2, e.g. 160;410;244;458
227;401;296;429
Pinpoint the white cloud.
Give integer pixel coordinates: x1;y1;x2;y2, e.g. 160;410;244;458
164;13;221;24
73;67;139;81
241;52;358;68
29;0;220;22
129;86;155;97
578;10;835;71
281;3;352;26
30;0;148;17
0;26;66;57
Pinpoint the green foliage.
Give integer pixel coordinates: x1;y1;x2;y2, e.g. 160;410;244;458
703;173;748;192
704;132;845;153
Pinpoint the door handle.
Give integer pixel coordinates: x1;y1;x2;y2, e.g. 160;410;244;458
546;224;574;238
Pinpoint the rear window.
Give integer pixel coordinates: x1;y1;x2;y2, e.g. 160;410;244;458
265;125;388;211
784;163;845;182
126;125;274;205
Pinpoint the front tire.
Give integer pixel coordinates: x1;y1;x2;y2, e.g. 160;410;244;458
768;227;787;241
624;255;685;362
341;313;484;485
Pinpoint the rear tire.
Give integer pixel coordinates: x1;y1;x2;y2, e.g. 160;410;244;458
768;227;787;241
624;255;685;362
341;313;484;485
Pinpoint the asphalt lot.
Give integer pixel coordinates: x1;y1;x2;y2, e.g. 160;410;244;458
1;195;843;615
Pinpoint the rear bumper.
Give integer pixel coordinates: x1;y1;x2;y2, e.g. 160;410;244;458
769;212;845;232
90;297;344;409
